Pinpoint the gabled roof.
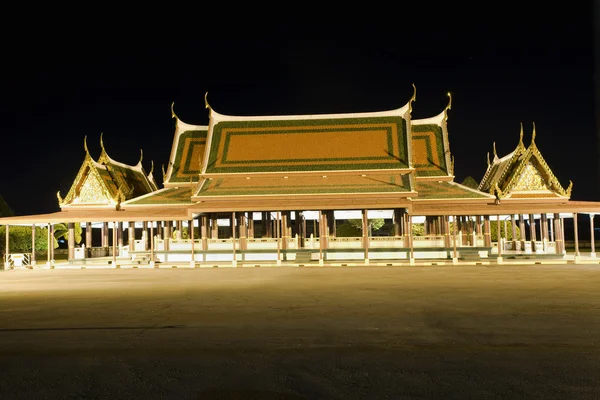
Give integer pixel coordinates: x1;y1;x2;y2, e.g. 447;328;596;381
96;134;157;199
122;186;197;206
58;135;158;209
478;123;572;199
201;88;416;177
414;180;495;201
163;103;208;187
193;173;415;199
411;93;454;179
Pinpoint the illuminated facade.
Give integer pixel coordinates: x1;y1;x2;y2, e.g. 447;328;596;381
2;87;600;268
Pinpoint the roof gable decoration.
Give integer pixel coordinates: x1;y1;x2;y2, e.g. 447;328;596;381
58;137;121;208
478;123;528;193
481;123;572;199
164;102;209;186
201;87;416;177
497;125;572;199
410;92;454;178
96;133;157;200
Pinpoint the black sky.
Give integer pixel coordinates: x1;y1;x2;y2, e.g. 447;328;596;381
0;7;597;215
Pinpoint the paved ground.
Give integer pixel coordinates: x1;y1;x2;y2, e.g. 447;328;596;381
1;264;599;399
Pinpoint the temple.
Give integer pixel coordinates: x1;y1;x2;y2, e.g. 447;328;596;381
3;86;600;268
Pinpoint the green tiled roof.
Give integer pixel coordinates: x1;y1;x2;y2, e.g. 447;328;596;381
195;173;412;197
124;187;196;205
411;124;448;177
106;161;154;199
166;130;207;184
415;181;492;200
205;116;409;174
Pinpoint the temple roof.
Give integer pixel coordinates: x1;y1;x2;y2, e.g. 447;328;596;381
122;186;197;206
58;135;158;209
163;103;208;187
478;124;572;200
193;173;415;200
201;90;415;177
411;93;453;179
414;180;495;201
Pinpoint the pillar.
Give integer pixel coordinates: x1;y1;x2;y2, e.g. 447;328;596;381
483;215;491;247
248;212;254;239
86;222;92;248
128;222;135;248
211;214;218;239
496;215;503;263
238;213;247;250
573;213;580;263
281;211;289;250
31;224;36;266
553;213;563;255
68;222;75;260
102;222;109;247
590;214;596;258
362;209;369;265
201;214;208;251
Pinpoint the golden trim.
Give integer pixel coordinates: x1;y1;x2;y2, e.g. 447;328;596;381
84;135;89;155
519;122;524;147
171;102;177;119
531;121;536;144
139;149;143;165
492;142;497;159
205;92;211;110
100;132;105;154
408;83;416;113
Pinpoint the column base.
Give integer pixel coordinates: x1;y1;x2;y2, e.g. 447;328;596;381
590;252;596;259
190;260;196;268
409;258;415;266
452;257;458;265
574;255;581;264
149;261;156;268
232;259;238;268
496;256;503;264
276;259;282;266
318;259;324;266
364;258;369;266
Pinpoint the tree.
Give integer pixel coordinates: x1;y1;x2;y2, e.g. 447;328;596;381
490;220;521;241
0;195;14;217
0;225;51;254
53;223;83;248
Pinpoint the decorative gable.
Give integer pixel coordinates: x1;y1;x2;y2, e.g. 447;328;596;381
77;173;113;204
511;162;549;192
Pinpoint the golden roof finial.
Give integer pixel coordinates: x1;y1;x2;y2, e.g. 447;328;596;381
492;142;497;158
100;132;106;153
519;122;524;146
408;83;417;113
566;180;573;197
162;164;166;182
149;160;154;175
205;92;211;110
171;102;178;119
84;135;89;155
139;148;143;165
446;92;452;111
487;152;490;167
531;121;536;144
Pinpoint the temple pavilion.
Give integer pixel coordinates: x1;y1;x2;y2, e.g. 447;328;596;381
3;86;600;268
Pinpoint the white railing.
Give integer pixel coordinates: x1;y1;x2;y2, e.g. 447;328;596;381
4;253;31;267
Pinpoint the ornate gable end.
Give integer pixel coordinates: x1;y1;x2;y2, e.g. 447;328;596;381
500;128;572;199
58;158;115;208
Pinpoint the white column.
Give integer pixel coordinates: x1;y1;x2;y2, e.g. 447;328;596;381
573;213;580;263
589;214;596;258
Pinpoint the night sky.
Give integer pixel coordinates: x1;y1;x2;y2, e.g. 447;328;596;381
1;7;598;216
